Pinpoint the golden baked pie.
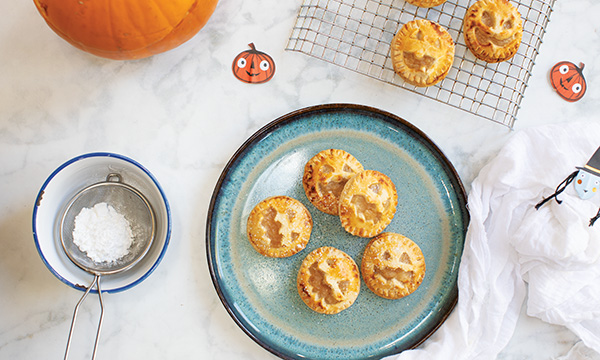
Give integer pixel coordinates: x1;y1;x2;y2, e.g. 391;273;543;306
463;0;523;63
297;246;360;314
361;232;426;299
390;19;455;87
247;196;312;258
339;170;398;237
405;0;446;8
303;149;364;215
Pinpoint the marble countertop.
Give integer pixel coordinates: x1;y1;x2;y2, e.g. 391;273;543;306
1;0;598;359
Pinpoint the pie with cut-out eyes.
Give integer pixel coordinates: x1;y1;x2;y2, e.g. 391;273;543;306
297;246;361;314
338;170;398;238
361;232;426;299
246;196;312;258
303;149;364;215
405;0;446;8
390;19;455;87
463;0;523;63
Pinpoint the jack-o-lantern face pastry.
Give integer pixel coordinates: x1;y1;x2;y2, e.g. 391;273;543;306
232;43;276;84
297;246;360;314
361;232;426;299
550;61;587;102
405;0;447;8
390;19;455;87
338;170;398;238
303;149;364;215
463;0;523;63
247;196;312;258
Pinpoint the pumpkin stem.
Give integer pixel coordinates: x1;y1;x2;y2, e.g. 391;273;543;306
579;63;585;72
248;43;256;50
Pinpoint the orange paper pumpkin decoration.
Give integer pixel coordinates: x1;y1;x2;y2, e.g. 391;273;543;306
550;61;587;102
33;0;219;60
232;43;276;84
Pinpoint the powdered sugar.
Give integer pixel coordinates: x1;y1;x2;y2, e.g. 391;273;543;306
72;202;134;263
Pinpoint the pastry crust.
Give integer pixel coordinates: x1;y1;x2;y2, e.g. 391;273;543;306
463;0;523;63
361;232;426;299
390;19;455;87
247;196;312;258
297;246;360;314
303;149;364;215
338;170;398;238
405;0;446;7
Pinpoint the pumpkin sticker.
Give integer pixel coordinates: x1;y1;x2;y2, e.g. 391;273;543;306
232;43;276;84
550;61;587;102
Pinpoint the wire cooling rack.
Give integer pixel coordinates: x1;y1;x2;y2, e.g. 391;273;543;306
286;0;556;128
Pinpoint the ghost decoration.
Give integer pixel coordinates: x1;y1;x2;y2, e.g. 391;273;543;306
535;146;600;226
574;167;600;200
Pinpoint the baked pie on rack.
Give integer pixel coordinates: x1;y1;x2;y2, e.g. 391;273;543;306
405;0;447;8
303;149;364;215
338;170;398;238
361;232;426;299
297;246;361;314
246;196;312;258
463;0;523;63
390;19;455;87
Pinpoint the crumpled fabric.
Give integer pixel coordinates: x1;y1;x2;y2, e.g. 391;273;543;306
389;122;600;360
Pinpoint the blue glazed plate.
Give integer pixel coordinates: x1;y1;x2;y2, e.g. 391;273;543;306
207;104;468;359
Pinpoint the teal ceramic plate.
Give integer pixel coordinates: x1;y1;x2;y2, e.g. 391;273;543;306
207;104;468;359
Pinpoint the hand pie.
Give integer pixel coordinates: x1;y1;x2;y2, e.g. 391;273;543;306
339;170;397;238
247;196;312;258
390;19;455;87
361;232;426;299
463;0;523;63
297;247;360;314
405;0;446;7
303;149;364;215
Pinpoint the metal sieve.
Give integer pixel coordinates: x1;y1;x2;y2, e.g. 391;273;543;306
59;173;155;360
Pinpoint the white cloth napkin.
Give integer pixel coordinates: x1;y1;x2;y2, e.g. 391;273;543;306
389;122;600;360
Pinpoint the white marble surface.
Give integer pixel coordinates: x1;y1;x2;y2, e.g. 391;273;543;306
1;0;598;359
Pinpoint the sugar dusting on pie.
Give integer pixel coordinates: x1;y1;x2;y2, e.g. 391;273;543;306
361;232;426;299
297;246;361;314
339;170;398;238
247;196;312;258
303;149;364;215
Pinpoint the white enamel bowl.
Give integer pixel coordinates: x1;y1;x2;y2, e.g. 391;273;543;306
33;153;171;293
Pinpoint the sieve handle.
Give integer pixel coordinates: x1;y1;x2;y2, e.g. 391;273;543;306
106;173;122;183
64;275;105;360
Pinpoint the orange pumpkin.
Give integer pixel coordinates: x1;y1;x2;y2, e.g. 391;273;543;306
33;0;219;60
232;43;276;84
550;61;587;102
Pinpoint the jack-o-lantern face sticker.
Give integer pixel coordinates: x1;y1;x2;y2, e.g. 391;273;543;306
550;61;587;102
232;43;276;84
